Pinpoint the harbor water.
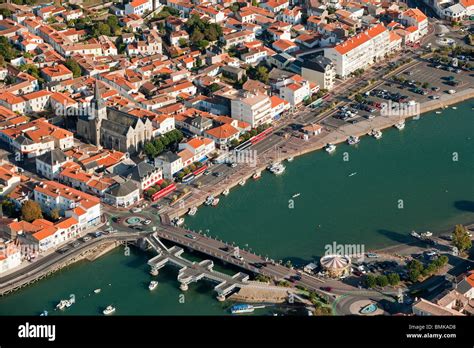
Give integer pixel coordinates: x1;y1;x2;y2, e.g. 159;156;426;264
0;101;473;315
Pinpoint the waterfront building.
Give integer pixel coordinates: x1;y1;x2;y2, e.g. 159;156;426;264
398;8;428;41
33;180;101;231
301;56;336;91
121;161;163;191
0;239;21;274
231;91;273;128
324;24;391;78
104;180;140;208
154;151;183;180
9;217;79;252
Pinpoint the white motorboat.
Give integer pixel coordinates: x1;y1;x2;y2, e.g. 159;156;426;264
292;193;301;198
222;189;230;196
325;143;336;153
347;136;360;145
268;162;286;175
394;121;405;130
421;231;433;238
204;195;214;206
149;280;158;291
94;288;101;294
239;179;246;186
287;157;294;162
103;305;116;315
348;172;357;177
56;300;71;310
188;207;197;216
175;218;184;226
372;130;382;139
211;198;220;206
452;106;457;110
411;231;420;239
252;172;261;180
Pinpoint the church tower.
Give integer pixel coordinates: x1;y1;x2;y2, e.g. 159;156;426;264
90;79;107;146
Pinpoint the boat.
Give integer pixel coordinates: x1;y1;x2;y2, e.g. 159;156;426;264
222;189;230;196
211;198;220;206
175;218;184;226
148;280;158;291
287;157;294;162
347;136;360;145
436;111;442;114
40;310;48;316
268;162;286;175
188;207;197;216
239;179;246;186
411;231;421;239
452;106;457;110
348;172;357;177
56;300;71;310
103;305;116;315
394;121;405;130
421;231;433;238
371;129;382;139
94;288;101;294
204;195;214;206
292;193;301;198
252;172;261;180
325;143;336;153
230;304;255;314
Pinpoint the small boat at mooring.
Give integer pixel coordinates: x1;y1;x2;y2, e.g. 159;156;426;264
292;193;301;198
149;280;158;291
348;172;357;177
188;207;197;216
94;288;101;294
222;189;230;196
103;305;116;315
252;172;261;180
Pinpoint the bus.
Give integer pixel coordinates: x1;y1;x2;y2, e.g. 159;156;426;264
250;126;273;145
181;173;195;184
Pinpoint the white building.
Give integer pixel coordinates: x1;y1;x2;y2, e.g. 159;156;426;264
154;151;183;179
125;0;153;16
0;239;22;274
34;180;101;231
324;24;391;78
104;180;140;208
35;149;70;180
399;8;428;39
231;92;273;127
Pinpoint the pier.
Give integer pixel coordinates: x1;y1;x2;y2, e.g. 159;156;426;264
146;234;249;300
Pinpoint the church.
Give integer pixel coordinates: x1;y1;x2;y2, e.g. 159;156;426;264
77;81;153;154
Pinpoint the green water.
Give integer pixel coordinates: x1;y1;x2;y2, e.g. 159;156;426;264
1;101;473;315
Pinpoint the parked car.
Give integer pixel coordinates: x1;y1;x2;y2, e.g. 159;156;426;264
320;286;333;292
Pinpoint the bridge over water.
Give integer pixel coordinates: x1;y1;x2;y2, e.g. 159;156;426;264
145;234;249;301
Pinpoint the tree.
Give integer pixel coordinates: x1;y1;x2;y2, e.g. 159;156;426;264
452;224;472;253
21;201;43;222
0;36;19;62
230;138;240;148
387;273;400;286
65;58;81;78
144;142;158;158
178;38;188;47
190;29;205;44
363;274;376;288
50;209;60;221
375;275;389;287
